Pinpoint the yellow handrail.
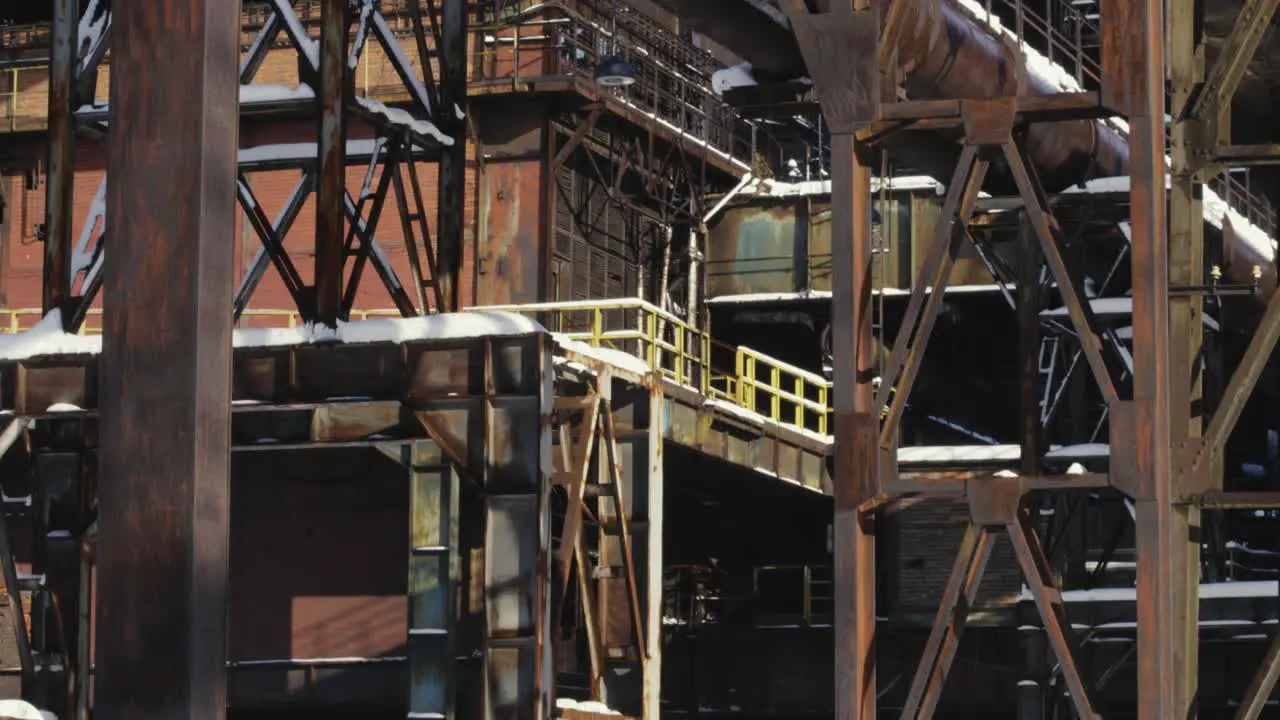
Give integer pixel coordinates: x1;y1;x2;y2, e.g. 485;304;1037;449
0;301;836;437
470;298;833;437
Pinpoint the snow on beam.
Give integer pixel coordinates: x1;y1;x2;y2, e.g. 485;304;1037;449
0;311;546;361
237;138;432;171
1017;580;1280;604
706;285;1011;305
898;443;1111;466
1040;297;1135;320
76;84;318;122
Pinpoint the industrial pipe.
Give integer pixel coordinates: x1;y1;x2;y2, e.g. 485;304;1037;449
666;0;1272;293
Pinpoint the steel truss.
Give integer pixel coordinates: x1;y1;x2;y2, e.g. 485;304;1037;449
552;366;664;719
780;0;1280;717
45;0;467;332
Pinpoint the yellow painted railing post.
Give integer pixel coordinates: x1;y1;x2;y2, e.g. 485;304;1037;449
795;377;804;428
647;310;657;371
819;385;828;434
591;308;603;347
770;367;781;421
675;324;685;384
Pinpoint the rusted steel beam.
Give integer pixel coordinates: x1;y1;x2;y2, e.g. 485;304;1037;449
1006;512;1099;720
1195;491;1280;509
1197;286;1280;473
1124;2;1178;718
44;0;76;319
1184;0;1280;126
552;107;605;173
233;173;314;320
436;0;468;311
831;131;877;720
1210;143;1280;166
899;524;993;718
1004;140;1118;407
1235;630;1280;720
1017;215;1041;477
876;145;988;437
315;0;350;327
96;0;238;718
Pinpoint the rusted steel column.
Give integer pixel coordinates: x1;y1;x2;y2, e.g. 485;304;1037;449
436;0;468;311
96;0;238;718
1167;0;1204;711
831;132;877;720
315;0;350;326
44;0;76;318
1121;0;1182;715
1017;214;1041;477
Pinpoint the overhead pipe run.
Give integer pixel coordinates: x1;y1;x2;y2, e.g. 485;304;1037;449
687;0;1273;298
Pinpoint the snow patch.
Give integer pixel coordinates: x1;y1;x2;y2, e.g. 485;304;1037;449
556;697;622;716
349;0;376;71
355;96;455;146
748;174;945;198
0;699;57;720
239;83;316;104
238;138;386;165
711;62;758;95
554;336;653;376
0;312;544;360
0;311;100;360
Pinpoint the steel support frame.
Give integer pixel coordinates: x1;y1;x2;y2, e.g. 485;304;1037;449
95;3;239;720
436;0;469;311
51;0;456;332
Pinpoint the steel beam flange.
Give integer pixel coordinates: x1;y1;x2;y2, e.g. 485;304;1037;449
780;1;881;134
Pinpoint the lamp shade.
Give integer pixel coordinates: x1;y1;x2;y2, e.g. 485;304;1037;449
594;54;637;87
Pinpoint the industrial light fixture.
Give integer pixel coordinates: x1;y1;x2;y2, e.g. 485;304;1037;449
594;0;635;87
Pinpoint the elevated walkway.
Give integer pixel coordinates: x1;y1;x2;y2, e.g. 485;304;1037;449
0;300;1112;492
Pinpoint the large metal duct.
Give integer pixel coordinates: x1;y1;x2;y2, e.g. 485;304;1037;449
666;0;1273;293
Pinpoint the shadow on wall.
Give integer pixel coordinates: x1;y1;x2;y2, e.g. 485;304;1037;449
228;447;412;710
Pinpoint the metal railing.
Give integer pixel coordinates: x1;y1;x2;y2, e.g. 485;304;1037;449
469;0;776;170
470;298;832;436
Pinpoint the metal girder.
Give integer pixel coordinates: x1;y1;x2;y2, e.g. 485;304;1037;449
1184;0;1280;126
95;2;239;719
315;0;351;327
44;0;76;320
830;129;878;720
436;0;468;311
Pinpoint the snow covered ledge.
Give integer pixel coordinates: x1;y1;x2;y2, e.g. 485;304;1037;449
0;310;545;361
0;699;57;720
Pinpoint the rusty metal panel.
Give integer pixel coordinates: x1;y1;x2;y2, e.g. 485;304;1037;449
1101;0;1144;115
485;494;539;637
491;337;542;395
478;160;546;306
418;398;483;475
801;450;823;492
232;351;291;403
705;203;799;297
295;344;405;400
777;442;799;486
666;400;698;446
310;402;401;443
787;7;880;134
409;344;477;397
16;362;88;414
487;397;542;492
407;447;459;719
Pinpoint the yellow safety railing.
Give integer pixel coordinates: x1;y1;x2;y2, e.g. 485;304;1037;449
469;298;832;436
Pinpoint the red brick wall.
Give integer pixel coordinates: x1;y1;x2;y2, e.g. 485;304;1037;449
1;124;491;322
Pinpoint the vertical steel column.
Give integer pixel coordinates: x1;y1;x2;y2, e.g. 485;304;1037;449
96;0;238;718
831;131;877;720
1126;0;1180;715
437;0;468;311
1167;0;1204;711
636;388;665;719
44;0;76;318
1018;214;1041;477
316;0;350;326
400;441;460;718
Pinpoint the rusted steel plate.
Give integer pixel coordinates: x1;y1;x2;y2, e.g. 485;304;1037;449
310;401;402;443
295;344;405;401
487;397;542;491
478;160;546;306
1101;0;1145;115
16;362;90;415
786;7;881;134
